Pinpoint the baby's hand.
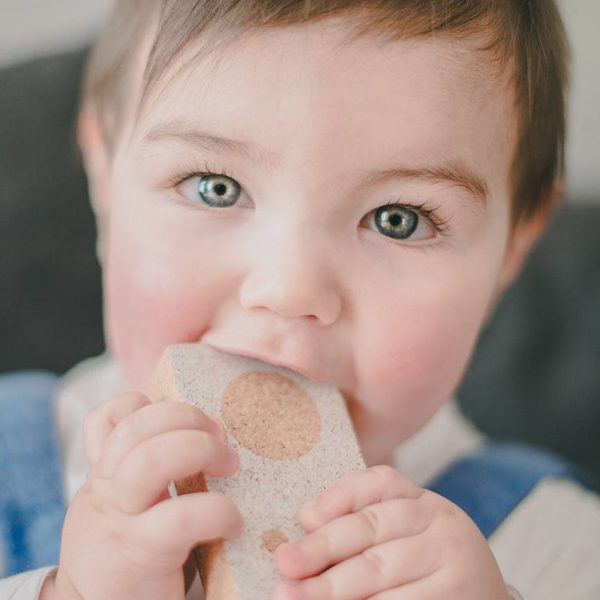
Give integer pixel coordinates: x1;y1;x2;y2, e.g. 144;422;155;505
272;465;511;600
41;392;243;600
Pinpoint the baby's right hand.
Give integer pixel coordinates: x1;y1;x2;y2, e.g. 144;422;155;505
41;392;243;600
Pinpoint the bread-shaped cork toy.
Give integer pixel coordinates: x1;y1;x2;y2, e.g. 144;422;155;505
149;342;366;599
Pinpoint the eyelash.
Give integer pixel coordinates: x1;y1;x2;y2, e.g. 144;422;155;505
167;160;452;236
168;160;232;188
380;199;451;236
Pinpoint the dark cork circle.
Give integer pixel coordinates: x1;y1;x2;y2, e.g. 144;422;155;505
220;371;321;460
261;528;289;553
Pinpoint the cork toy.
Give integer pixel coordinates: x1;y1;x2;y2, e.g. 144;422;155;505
149;342;366;600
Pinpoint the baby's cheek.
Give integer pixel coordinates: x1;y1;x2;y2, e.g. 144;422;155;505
103;252;215;391
354;288;486;440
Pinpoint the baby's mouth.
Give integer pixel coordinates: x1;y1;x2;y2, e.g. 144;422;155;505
200;339;326;384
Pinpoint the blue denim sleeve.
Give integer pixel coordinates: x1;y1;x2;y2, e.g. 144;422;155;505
0;371;66;578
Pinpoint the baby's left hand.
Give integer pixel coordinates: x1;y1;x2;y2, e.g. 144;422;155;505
272;465;511;600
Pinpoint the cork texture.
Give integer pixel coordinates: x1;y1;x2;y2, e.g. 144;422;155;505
149;343;366;600
221;370;321;460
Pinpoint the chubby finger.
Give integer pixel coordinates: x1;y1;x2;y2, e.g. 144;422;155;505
273;535;438;600
128;492;244;562
84;392;152;466
96;401;227;478
91;429;239;513
300;465;422;531
276;497;432;579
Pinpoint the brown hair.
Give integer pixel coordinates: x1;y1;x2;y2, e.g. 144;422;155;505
80;0;570;230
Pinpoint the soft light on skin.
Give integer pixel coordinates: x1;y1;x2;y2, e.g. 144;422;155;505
80;15;547;468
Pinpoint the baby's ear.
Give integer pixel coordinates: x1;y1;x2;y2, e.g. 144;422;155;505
497;180;563;291
76;102;111;265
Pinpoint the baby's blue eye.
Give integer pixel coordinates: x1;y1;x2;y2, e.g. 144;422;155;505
373;205;419;240
177;173;242;208
195;173;241;207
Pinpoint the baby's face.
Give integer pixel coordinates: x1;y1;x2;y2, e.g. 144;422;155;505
101;17;517;465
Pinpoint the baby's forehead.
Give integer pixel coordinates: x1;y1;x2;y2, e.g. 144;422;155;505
136;22;511;137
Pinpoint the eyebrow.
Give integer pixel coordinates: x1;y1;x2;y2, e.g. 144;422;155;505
143;121;489;207
143;120;279;172
363;162;489;208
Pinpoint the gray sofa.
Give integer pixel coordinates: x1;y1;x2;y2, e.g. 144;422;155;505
1;49;599;488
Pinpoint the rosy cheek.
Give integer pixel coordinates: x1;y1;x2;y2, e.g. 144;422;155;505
353;284;488;439
104;249;213;390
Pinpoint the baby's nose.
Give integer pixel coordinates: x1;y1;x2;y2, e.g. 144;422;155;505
238;228;341;325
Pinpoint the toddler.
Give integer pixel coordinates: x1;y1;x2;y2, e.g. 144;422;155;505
2;0;600;598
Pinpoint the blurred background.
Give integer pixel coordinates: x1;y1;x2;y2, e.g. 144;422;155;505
1;1;599;485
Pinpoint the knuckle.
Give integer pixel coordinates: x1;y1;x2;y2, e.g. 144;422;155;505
312;530;332;557
110;417;136;445
133;444;164;473
87;474;108;499
321;483;351;511
361;546;386;581
197;430;226;459
441;503;464;529
83;405;104;435
426;491;459;520
317;572;334;598
85;476;116;513
419;489;438;506
415;492;439;526
179;401;204;419
170;503;196;534
370;464;397;484
180;403;212;430
121;390;152;407
359;506;383;544
112;404;149;441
